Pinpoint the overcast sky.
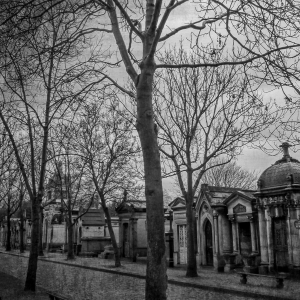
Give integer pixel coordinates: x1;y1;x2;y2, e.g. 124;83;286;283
99;2;299;195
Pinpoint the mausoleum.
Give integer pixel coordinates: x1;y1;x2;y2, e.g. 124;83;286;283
255;142;300;276
195;185;257;272
116;199;147;260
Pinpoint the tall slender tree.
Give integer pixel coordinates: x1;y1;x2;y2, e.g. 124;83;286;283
0;1;109;291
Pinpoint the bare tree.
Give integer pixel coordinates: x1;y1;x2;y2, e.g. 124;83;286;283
51;151;96;260
0;1;109;291
154;46;281;276
70;95;142;267
0;135;25;252
0;165;21;251
0;126;28;253
201;158;259;190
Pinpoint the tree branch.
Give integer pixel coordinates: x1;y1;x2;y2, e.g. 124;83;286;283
107;0;138;82
156;44;300;69
112;0;144;40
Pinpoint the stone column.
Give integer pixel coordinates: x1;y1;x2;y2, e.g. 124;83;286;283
222;217;232;254
248;216;257;254
265;207;274;272
213;209;225;272
286;206;294;267
218;215;223;254
131;218;138;262
230;217;238;253
213;211;219;254
258;206;269;274
236;222;240;253
223;216;235;272
294;205;300;268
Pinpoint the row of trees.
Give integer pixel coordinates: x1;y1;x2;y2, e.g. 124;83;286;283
0;0;141;290
1;1;300;299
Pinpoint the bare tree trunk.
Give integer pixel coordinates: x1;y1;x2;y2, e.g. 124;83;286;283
136;60;167;300
185;198;197;276
6;207;11;251
19;202;25;253
103;204;121;267
67;207;75;260
67;224;75;259
107;1;167;298
185;171;198;277
19;184;25;253
38;207;44;256
24;196;40;291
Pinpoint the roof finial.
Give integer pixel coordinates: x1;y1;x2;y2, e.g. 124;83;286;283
280;142;291;161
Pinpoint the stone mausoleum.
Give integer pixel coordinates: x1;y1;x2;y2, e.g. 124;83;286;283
173;142;300;277
255;142;300;276
195;185;257;272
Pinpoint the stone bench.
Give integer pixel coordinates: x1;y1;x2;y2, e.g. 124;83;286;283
237;272;287;289
45;290;71;300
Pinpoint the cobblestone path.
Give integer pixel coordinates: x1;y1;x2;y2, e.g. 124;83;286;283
0;249;298;300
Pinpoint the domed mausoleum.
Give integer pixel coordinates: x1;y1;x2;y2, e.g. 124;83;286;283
255;142;300;275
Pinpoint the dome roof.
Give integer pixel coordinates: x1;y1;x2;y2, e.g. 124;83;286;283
258;143;300;189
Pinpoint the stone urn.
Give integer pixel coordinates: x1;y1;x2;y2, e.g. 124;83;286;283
242;254;258;274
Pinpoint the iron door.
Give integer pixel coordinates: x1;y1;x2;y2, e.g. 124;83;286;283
273;217;289;272
178;225;187;264
205;221;213;266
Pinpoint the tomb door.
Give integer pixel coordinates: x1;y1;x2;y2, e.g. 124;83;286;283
178;224;187;264
205;220;213;266
273;217;289;272
123;223;130;257
239;222;252;256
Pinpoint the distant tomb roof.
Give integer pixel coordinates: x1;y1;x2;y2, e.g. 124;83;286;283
81;209;105;226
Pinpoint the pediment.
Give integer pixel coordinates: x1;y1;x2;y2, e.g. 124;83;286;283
224;194;253;215
223;192;254;206
233;203;246;214
169;197;185;209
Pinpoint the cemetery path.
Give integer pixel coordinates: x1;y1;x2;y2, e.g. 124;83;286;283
0;249;298;300
0;271;49;300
